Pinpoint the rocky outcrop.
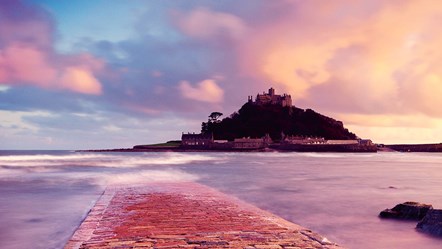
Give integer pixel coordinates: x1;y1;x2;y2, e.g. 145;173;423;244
379;202;433;220
416;209;442;237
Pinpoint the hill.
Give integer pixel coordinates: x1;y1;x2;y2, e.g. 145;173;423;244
202;102;357;141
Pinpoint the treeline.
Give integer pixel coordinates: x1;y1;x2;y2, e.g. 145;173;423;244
202;102;357;141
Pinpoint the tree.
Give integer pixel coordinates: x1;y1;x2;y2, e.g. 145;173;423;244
208;112;223;123
201;112;223;134
201;121;209;134
201;102;357;141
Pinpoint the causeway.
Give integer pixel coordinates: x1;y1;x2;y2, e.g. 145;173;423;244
65;182;344;249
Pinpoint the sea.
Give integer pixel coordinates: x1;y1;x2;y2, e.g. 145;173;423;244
0;150;442;249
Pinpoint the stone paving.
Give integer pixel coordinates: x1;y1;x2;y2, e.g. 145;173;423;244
65;183;344;249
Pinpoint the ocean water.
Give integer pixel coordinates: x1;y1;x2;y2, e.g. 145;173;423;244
0;151;442;249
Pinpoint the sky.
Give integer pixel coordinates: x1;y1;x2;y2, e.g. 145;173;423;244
2;0;442;149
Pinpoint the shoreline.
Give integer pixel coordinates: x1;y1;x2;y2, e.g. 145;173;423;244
76;147;275;153
77;144;378;153
77;142;442;153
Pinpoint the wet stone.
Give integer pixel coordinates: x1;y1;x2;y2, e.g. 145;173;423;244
65;183;344;249
379;201;433;220
416;209;442;237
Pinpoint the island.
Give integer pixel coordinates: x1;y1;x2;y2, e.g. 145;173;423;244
81;87;378;153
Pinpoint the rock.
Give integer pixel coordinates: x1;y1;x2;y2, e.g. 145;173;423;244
379;201;433;220
416;209;442;236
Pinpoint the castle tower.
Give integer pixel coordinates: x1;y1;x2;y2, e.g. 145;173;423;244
252;87;293;107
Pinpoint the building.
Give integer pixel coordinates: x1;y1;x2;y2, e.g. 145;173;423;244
282;135;326;144
233;134;272;149
233;138;266;149
358;139;374;146
326;140;359;145
181;132;213;147
248;87;292;107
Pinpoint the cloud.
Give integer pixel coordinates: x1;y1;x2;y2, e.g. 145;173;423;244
0;85;9;92
347;124;442;144
236;0;442;118
0;108;201;149
0;43;104;95
325;111;442;144
0;1;104;95
0;0;54;48
59;67;102;95
5;0;442;147
179;79;224;103
174;7;247;41
0;44;57;86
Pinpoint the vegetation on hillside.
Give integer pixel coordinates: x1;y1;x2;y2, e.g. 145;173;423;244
201;102;357;141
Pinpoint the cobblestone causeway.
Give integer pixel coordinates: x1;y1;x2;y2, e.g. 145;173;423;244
65;183;344;249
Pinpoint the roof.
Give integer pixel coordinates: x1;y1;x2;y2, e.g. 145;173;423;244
181;133;213;140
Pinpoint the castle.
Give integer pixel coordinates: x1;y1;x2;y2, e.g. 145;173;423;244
248;87;292;107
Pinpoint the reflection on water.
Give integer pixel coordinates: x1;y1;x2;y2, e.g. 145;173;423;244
1;151;442;248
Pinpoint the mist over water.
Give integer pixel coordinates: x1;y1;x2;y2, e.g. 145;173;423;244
1;151;442;248
0;151;206;249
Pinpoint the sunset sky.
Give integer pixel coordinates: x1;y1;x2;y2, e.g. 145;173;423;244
2;0;442;149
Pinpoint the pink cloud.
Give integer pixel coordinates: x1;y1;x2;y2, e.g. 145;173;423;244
230;0;442;117
189;0;442;143
178;79;224;103
0;44;104;95
0;44;56;86
59;67;102;95
0;1;104;95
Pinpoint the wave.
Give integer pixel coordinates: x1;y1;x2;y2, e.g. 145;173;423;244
98;169;199;185
0;152;218;168
33;168;200;186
